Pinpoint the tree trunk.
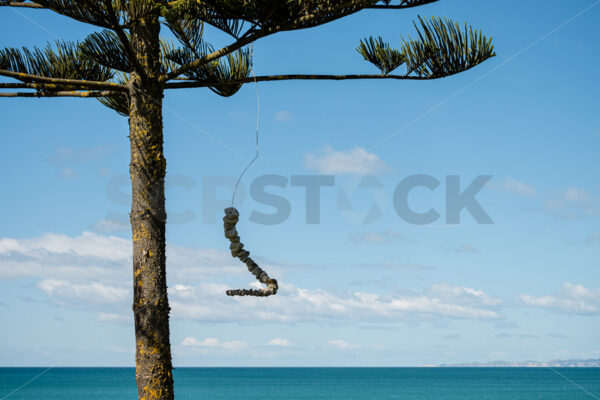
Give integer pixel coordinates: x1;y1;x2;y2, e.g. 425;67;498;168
128;12;174;400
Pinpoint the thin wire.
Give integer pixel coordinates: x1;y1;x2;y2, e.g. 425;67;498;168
231;43;260;206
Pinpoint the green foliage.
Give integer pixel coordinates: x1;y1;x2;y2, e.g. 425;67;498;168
401;16;495;78
162;10;215;73
0;41;113;81
26;0;430;33
357;16;495;78
98;94;129;116
98;72;129;116
167;44;252;97
78;31;182;116
357;36;405;75
380;0;439;6
159;39;181;75
0;1;495;114
79;32;182;115
163;11;206;50
206;49;252;97
166;0;380;33
33;0;118;28
79;30;179;72
162;8;252;97
80;29;131;72
33;0;161;28
165;1;245;39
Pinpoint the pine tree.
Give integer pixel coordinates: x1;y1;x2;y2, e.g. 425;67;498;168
0;1;495;398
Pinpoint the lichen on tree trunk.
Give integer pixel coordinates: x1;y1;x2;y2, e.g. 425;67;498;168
128;11;174;400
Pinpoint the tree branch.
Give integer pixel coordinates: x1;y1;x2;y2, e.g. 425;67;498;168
164;73;441;89
12;0;128;29
158;1;349;82
0;90;123;97
159;0;434;83
0;82;33;88
0;82;99;90
0;1;44;8
366;0;439;9
0;69;128;91
158;31;262;83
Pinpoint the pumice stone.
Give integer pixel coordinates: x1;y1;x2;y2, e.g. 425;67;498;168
223;207;278;297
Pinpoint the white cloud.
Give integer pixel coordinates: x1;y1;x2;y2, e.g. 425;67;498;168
0;232;247;320
166;245;246;282
495;178;536;197
519;283;600;315
0;232;131;265
0;232;132;286
562;187;591;202
267;338;292;347
182;337;218;347
545;187;600;217
170;282;503;323
304;145;391;175
0;232;243;282
326;339;358;350
90;219;129;233
37;279;129;306
274;110;294;122
97;312;130;326
181;337;247;351
1;232;503;325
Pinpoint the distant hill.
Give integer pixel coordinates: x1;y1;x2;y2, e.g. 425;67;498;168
438;359;600;367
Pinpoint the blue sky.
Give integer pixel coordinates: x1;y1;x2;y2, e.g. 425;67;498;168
0;0;599;367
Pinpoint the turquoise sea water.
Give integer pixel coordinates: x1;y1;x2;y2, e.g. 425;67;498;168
1;367;599;399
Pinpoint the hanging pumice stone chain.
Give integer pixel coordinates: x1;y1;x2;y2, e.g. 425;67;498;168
223;207;278;296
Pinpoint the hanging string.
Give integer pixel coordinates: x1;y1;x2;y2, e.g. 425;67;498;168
231;43;260;207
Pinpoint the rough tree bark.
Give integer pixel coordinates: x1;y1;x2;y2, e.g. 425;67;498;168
128;11;174;400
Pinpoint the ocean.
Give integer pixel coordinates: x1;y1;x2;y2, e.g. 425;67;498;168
1;367;599;399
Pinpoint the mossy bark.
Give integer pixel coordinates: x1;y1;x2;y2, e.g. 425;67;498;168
128;11;174;400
